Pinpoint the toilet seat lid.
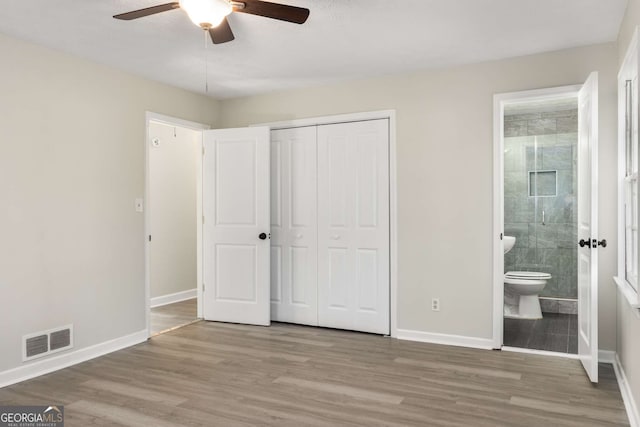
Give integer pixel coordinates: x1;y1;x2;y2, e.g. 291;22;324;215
505;271;552;280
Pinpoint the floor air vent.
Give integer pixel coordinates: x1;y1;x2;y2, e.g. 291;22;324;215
23;325;73;361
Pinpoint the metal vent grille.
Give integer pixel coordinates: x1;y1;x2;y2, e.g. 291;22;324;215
50;329;71;351
23;324;73;362
25;335;48;358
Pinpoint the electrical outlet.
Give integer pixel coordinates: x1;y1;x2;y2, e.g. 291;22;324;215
431;298;440;311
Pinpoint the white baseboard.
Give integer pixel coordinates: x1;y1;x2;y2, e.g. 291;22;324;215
0;329;148;389
150;288;197;308
396;329;495;350
612;353;640;427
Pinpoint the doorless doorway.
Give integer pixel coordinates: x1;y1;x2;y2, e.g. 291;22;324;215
144;112;209;337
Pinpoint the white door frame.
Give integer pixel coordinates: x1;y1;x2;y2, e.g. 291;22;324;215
144;112;210;338
492;86;582;349
252;110;398;337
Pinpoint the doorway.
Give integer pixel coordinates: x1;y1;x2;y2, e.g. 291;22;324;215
492;74;600;382
502;97;579;354
145;112;209;337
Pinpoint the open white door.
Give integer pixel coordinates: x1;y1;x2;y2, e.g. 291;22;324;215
202;127;271;326
577;72;599;383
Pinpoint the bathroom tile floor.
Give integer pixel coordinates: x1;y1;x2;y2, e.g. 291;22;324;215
504;312;578;354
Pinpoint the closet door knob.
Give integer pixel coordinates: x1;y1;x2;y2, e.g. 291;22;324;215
259;233;267;240
579;238;591;248
597;239;607;248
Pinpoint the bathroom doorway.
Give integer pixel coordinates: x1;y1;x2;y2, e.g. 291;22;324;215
493;74;601;382
502;96;579;354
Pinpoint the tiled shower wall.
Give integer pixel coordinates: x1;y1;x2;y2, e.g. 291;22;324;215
504;108;578;301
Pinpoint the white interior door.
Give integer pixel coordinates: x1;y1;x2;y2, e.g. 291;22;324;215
202;127;271;326
270;127;318;325
577;72;599;383
317;119;390;334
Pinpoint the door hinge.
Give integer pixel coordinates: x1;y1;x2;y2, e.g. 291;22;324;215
202;215;205;224
148;235;152;242
500;233;503;240
202;146;205;156
202;283;205;292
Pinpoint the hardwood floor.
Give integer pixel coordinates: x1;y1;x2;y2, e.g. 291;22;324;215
150;298;198;335
0;322;629;426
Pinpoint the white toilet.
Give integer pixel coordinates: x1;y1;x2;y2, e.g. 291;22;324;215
504;271;551;319
502;236;550;319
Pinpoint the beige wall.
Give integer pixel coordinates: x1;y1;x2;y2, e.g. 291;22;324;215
619;0;640;65
220;43;619;348
617;0;640;415
149;122;200;300
0;34;219;372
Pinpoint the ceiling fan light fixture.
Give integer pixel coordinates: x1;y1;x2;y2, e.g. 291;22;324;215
179;0;232;29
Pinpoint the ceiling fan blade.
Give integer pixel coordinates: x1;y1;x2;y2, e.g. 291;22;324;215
234;0;310;24
113;2;180;20
209;18;235;44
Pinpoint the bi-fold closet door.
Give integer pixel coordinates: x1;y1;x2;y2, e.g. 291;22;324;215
270;127;319;326
271;119;390;335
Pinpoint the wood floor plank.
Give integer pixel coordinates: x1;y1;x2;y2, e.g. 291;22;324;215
0;321;629;426
245;331;335;347
67;400;182;427
510;395;630;424
273;376;404;404
394;356;523;380
80;379;188;406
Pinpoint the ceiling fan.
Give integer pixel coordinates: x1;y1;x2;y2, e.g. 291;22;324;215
113;0;310;44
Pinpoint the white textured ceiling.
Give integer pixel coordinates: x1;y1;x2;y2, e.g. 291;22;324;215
0;0;628;99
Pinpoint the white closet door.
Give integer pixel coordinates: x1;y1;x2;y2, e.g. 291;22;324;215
317;119;390;334
270;127;318;325
202;127;271;326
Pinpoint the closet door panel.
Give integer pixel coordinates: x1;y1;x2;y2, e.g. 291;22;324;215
270;141;283;305
327;137;350;227
356;248;379;312
270;246;282;304
328;248;350;309
270;127;318;325
356;135;379;229
318;119;390;335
